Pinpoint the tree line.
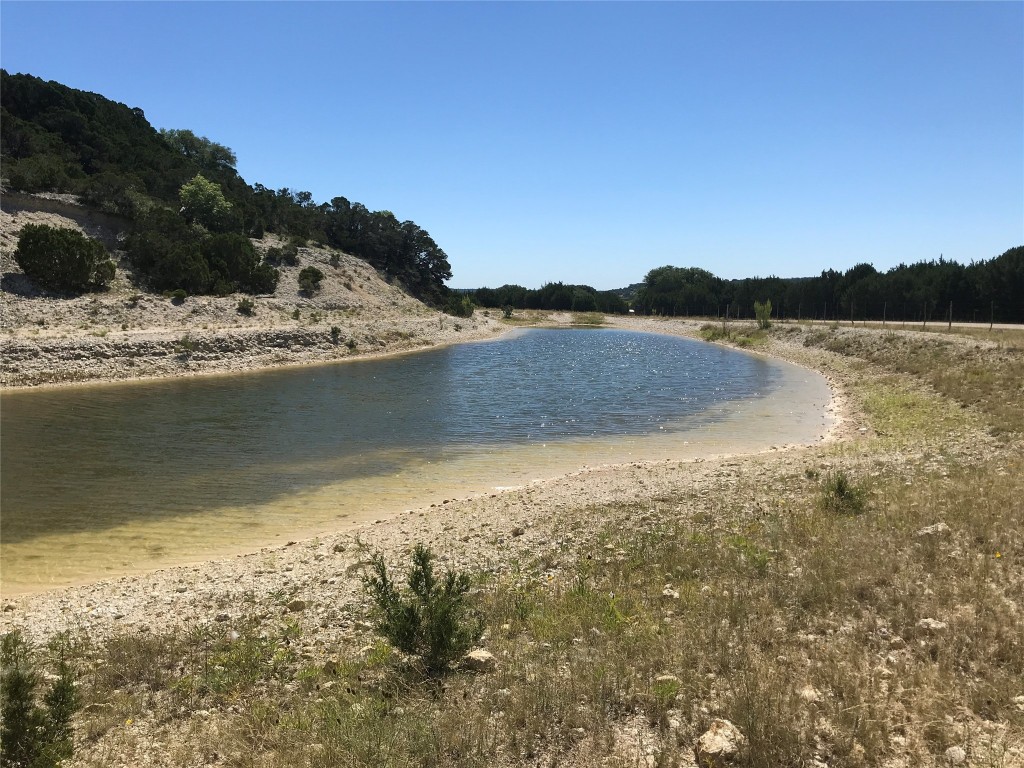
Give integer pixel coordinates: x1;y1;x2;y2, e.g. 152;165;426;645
0;71;451;303
471;283;628;314
632;249;1023;324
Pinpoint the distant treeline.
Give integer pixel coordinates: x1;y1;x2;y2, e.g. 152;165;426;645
633;251;1023;324
471;248;1022;324
0;71;451;302
471;283;629;314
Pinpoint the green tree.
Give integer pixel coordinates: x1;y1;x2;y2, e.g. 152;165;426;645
179;174;232;231
159;128;237;171
14;224;115;293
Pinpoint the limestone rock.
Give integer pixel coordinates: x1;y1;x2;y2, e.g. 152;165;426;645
916;522;952;539
944;746;967;765
695;718;746;767
463;648;497;673
916;617;948;633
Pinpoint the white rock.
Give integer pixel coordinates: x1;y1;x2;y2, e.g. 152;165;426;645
944;745;967;765
695;718;746;767
463;648;497;673
916;618;948;633
916;522;952;539
797;685;822;703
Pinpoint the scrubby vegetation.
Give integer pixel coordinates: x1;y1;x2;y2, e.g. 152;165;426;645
13;224;114;294
297;266;324;297
1;631;78;767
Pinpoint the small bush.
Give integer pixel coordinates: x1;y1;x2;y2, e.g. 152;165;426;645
364;544;484;675
1;631;78;767
754;299;773;330
443;294;475;318
330;326;341;344
237;297;255;315
170;288;187;305
502;305;514;319
329;253;341;268
14;224;115;294
265;243;299;267
820;471;868;515
298;266;324;296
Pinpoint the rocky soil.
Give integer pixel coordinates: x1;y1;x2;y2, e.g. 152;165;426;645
0;200;504;388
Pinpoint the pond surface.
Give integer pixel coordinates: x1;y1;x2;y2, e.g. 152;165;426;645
0;328;832;592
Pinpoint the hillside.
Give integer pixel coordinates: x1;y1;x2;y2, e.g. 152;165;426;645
1;70;453;304
0;195;502;387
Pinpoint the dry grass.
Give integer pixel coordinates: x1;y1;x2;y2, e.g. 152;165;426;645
16;326;1024;766
801;325;1024;437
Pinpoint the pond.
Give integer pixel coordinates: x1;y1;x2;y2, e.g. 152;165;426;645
0;328;832;592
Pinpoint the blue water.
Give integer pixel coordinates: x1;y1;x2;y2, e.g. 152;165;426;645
1;328;807;589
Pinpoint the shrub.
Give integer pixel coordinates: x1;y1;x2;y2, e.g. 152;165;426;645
364;544;484;675
820;471;868;515
330;326;341;344
14;224;115;294
126;208;209;294
298;266;324;296
443;294;475;318
329;253;341;268
1;631;78;767
502;305;514;319
202;233;280;295
237;297;255;315
264;243;299;268
170;288;187;305
754;299;773;330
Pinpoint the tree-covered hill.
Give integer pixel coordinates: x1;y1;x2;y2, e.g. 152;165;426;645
0;71;452;303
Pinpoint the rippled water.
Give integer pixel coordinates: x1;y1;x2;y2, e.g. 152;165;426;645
0;328;832;592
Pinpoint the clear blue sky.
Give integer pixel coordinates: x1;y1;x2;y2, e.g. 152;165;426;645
2;2;1022;290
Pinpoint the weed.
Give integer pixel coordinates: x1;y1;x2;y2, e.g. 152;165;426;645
820;471;868;515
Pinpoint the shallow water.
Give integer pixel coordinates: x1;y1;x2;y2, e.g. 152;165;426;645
0;328;832;592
